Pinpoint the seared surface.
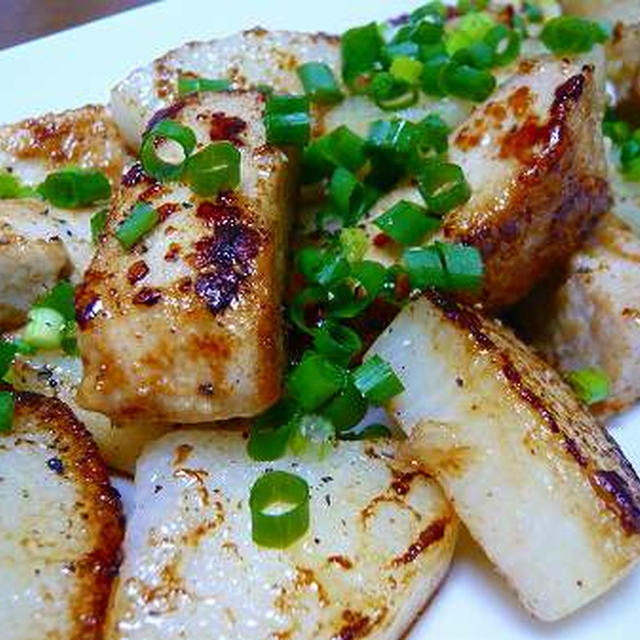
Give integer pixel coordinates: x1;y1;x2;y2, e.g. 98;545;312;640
369;292;640;620
0;390;123;639
77;91;294;423
518;214;640;417
105;431;457;640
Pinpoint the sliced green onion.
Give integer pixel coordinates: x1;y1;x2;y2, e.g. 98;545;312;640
13;339;36;356
370;72;419;111
435;241;484;291
329;260;386;318
445;10;495;55
22;307;65;350
484;24;521;67
418;160;471;215
523;1;543;23
440;62;496;102
34;281;75;322
116;202;159;250
339;423;391;441
374;200;440;245
603;119;631;145
140;120;197;182
452;42;494;70
302;126;367;183
287;352;346;412
339;227;368;263
313;322;362;367
421;51;450;96
0;391;14;433
315;249;351;288
404;245;448;290
0;340;17;378
290;286;328;335
566;367;610;405
177;74;230;96
329;167;365;224
248;399;298;461
540;17;609;55
341;22;384;90
250;471;310;548
90;208;108;244
366;118;417;161
384;41;421;63
410;2;447;24
321;381;368;432
0;171;35;199
37;168;111;209
390;56;424;86
60;321;79;356
264;95;310;147
185;141;241;197
289;414;336;459
352;354;404;405
297;62;344;105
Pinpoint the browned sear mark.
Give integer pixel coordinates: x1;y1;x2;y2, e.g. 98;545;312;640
392;518;448;566
127;260;149;285
133;287;162;306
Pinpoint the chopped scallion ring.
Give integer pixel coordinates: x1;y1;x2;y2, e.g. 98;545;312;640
435;241;484;291
352;354;404;406
312;322;362;367
329;167;366;224
22;308;66;351
288;414;336;459
566;368;610;406
418;160;471;215
0;391;14;433
302;126;366;183
140;119;197;182
484;24;521;67
404;245;448;290
0;340;18;379
540;16;609;55
34;281;76;322
185;141;241;197
329;260;386;318
321;382;368;431
0;171;35;199
390;56;424;86
249;471;310;548
37;168;111;209
297;62;344;105
374;200;440;245
440;62;496;102
116;202;159;250
341;22;384;90
370;72;419;111
177;74;230;96
264;95;311;146
287;352;347;412
248;400;298;461
290;286;328;335
90;208;109;244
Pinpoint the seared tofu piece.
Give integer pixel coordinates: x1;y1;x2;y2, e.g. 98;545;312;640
368;291;640;621
560;1;640;24
105;431;457;640
9;351;176;473
0;206;71;329
0;390;123;639
364;56;609;311
518;214;640;417
0;105;128;280
77;92;294;423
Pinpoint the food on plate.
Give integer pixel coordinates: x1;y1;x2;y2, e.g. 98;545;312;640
368;291;640;620
105;431;457;640
1;0;640;634
76;91;294;423
0;389;123;639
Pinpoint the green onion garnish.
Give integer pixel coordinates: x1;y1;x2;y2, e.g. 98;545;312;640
34;280;76;322
0;340;17;379
302;126;367;183
289;414;336;459
440;62;496;102
140;119;197;182
339;227;368;263
390;56;424;86
352;354;404;406
370;72;419;111
452;42;494;70
540;17;609;55
248;399;297;461
116;202;159;250
445;10;495;55
90;208;109;244
435;241;484;291
177;74;230;96
264;94;310;146
321;381;367;431
312;322;362;367
404;245;448;289
37;168;111;209
374;200;440;245
484;24;521;68
297;62;344;105
329;167;365;224
566;367;610;405
185;141;241;197
0;391;14;433
418;160;471;215
22;307;66;350
329;260;386;318
290;285;328;335
0;171;35;199
249;471;310;549
341;22;384;90
287;352;346;412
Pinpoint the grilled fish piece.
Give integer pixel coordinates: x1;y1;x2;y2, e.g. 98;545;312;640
0;105;128;280
0;204;71;329
368;291;640;621
105;431;457;640
77;91;294;423
0;390;123;639
516;214;640;417
363;55;609;311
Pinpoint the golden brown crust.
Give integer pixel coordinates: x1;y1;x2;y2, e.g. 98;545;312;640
9;390;124;640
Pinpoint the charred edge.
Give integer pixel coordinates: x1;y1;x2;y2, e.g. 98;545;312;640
157;202;179;222
208;112;247;146
392;518;448;567
121;162;153;187
327;555;353;570
132;287;162;306
591;470;640;535
127;260;150;285
139;181;164;203
144;98;189;135
336;610;373;640
391;469;431;496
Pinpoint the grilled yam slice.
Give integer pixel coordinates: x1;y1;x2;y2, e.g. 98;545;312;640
77;92;294;423
105;431;457;640
517;214;640;417
0;205;71;329
364;56;609;311
0;390;123;639
368;291;640;621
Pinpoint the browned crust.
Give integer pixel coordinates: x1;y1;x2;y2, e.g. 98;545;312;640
445;67;610;311
11;390;124;640
425;288;640;534
0;104;126;186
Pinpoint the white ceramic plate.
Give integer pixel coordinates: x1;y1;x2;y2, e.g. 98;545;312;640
1;1;639;637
